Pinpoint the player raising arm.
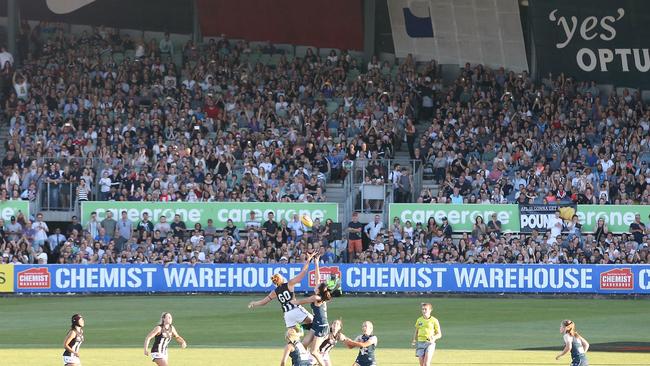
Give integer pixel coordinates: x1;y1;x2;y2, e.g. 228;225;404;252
248;252;316;329
290;254;332;366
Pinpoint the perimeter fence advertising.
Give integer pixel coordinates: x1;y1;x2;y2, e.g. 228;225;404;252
10;264;650;294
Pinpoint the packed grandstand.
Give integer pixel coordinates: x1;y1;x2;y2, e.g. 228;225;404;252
1;22;649;267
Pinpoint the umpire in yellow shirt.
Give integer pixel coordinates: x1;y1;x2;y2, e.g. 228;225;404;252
412;303;442;366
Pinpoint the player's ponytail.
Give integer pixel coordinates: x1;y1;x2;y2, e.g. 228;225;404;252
562;319;580;338
318;282;332;301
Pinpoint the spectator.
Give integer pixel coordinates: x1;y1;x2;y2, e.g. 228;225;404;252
471;216;487;240
245;211;261;231
287;214;307;241
487;213;502;237
170;214;187;239
32;212;49;250
450;186;463;204
0;45;13;70
396;168;412;203
47;227;66;254
204;218;217;243
66;216;83;237
364;215;384;241
116;210;133;251
154;215;171;238
630;214;646;245
223;219;240;241
100;211;117;239
548;210;564;241
137;212;154;237
346;212;364;261
440;217;453;239
86;211;100;239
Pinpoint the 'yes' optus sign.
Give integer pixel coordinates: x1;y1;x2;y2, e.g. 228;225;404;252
529;0;650;88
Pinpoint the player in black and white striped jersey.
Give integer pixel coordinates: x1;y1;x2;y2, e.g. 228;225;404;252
144;312;187;366
248;252;316;329
62;314;84;366
315;319;351;366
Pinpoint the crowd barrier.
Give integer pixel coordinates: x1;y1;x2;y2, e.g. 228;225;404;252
4;264;650;294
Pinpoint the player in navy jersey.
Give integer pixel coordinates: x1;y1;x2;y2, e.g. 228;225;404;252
556;319;589;366
63;314;84;366
316;319;350;366
144;312;187;366
345;321;378;366
248;252;316;329
290;254;332;366
280;327;312;366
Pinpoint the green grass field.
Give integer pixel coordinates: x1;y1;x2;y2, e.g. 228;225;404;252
0;295;648;365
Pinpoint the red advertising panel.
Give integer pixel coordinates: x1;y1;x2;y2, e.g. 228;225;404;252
198;0;363;50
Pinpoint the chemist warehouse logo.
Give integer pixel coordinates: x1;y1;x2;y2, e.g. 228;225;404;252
600;268;633;290
309;266;341;287
17;267;51;289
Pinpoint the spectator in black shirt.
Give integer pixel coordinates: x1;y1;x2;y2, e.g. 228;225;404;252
137;212;154;238
66;215;83;237
262;212;279;236
170;214;187;239
347;212;364;262
46;163;61;209
441;217;453;239
629;214;646;244
223;219;240;241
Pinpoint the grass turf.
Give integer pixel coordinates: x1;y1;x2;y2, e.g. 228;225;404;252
0;295;647;365
0;348;648;366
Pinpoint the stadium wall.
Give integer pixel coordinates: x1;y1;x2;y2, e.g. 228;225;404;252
9;264;650;294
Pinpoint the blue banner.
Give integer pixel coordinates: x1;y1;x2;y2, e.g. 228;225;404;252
12;264;650;294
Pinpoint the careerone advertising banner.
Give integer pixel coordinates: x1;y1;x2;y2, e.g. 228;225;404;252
529;0;650;88
388;0;528;71
0;201;29;221
577;205;650;233
11;264;650;294
389;203;650;234
389;204;520;232
80;202;338;228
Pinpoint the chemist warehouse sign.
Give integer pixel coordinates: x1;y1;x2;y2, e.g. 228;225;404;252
11;264;650;294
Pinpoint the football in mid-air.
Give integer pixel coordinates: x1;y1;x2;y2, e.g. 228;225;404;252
301;214;314;228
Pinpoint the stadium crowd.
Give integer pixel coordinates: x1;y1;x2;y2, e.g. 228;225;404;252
0;23;648;266
411;67;650;206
